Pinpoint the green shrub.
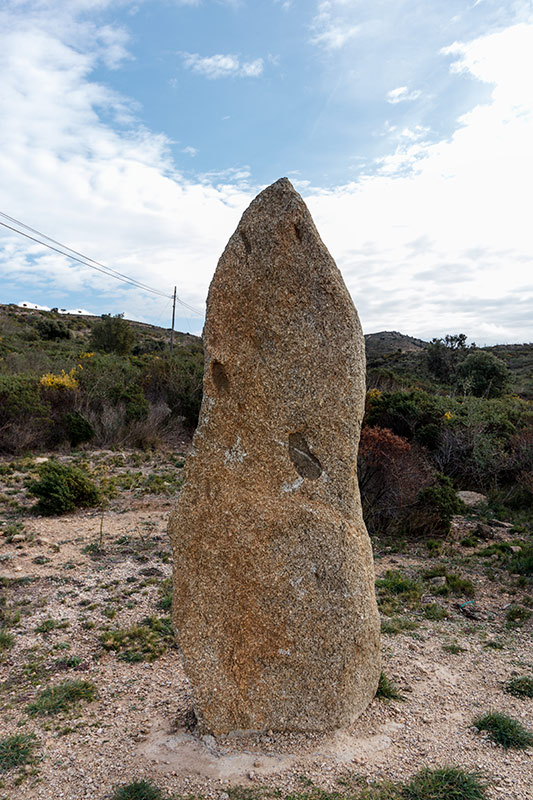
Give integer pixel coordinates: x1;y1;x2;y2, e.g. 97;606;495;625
414;474;464;537
0;733;38;772
504;676;533;699
90;313;136;355
64;411;94;446
27;679;97;716
111;384;149;423
35;317;71;341
474;711;533;749
27;461;99;515
376;672;404;701
457;350;509;398
110;780;165;800
364;389;446;442
142;347;204;427
0;374;48;424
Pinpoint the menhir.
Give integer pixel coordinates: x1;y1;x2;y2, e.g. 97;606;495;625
168;177;380;734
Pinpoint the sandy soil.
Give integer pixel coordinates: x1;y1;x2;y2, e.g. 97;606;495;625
0;458;531;800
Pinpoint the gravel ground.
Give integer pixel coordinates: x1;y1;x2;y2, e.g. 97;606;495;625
0;468;531;800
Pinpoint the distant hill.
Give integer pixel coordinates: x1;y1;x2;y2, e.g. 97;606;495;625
0;303;201;354
365;330;427;359
364;329;532;399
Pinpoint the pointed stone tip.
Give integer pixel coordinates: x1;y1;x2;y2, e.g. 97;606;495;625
261;177;298;196
271;177;294;189
248;177;303;217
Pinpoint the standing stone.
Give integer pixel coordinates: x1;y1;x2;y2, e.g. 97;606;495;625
168;178;380;734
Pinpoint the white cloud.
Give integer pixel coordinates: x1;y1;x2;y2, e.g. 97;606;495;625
182;145;198;157
0;5;532;343
181;52;264;79
303;23;533;342
0;6;252;321
386;86;422;104
310;1;360;50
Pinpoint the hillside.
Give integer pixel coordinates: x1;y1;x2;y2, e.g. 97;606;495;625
365;329;533;399
0;304;204;454
365;330;427;357
0;311;531;800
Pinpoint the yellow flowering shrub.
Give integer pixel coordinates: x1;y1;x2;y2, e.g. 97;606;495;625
39;368;79;391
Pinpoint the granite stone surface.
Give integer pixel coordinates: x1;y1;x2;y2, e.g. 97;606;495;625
168;178;380;734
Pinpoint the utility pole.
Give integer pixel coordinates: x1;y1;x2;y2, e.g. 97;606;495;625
170;285;176;354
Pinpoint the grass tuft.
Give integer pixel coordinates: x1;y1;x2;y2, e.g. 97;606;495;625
110;779;165;800
375;672;404;702
442;642;466;655
474;711;533;749
100;616;174;662
381;616;419;635
505;605;532;628
507;542;533;577
0;629;15;653
399;766;488;800
275;767;488;800
0;733;38;772
503;676;533;699
423;603;448;621
27;679;97;716
375;571;423;615
158;578;172;611
35;618;69;634
484;640;504;650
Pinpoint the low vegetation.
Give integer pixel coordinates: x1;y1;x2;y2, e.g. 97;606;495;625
100;615;174;662
375;571;422;615
27;460;100;515
110;767;489;800
0;305;203;454
110;779;166;800
375;672;404;701
473;711;533;749
503;676;533;699
0;733;38;773
26;679;97;716
0;312;531;796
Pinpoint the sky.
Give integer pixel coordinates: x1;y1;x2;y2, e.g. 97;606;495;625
0;0;532;344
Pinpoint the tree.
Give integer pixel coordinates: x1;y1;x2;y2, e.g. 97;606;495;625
90;314;136;356
425;333;471;383
457;350;510;398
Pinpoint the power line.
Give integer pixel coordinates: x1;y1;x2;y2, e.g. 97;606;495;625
0;211;204;316
0;211;170;298
0;218;170;298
